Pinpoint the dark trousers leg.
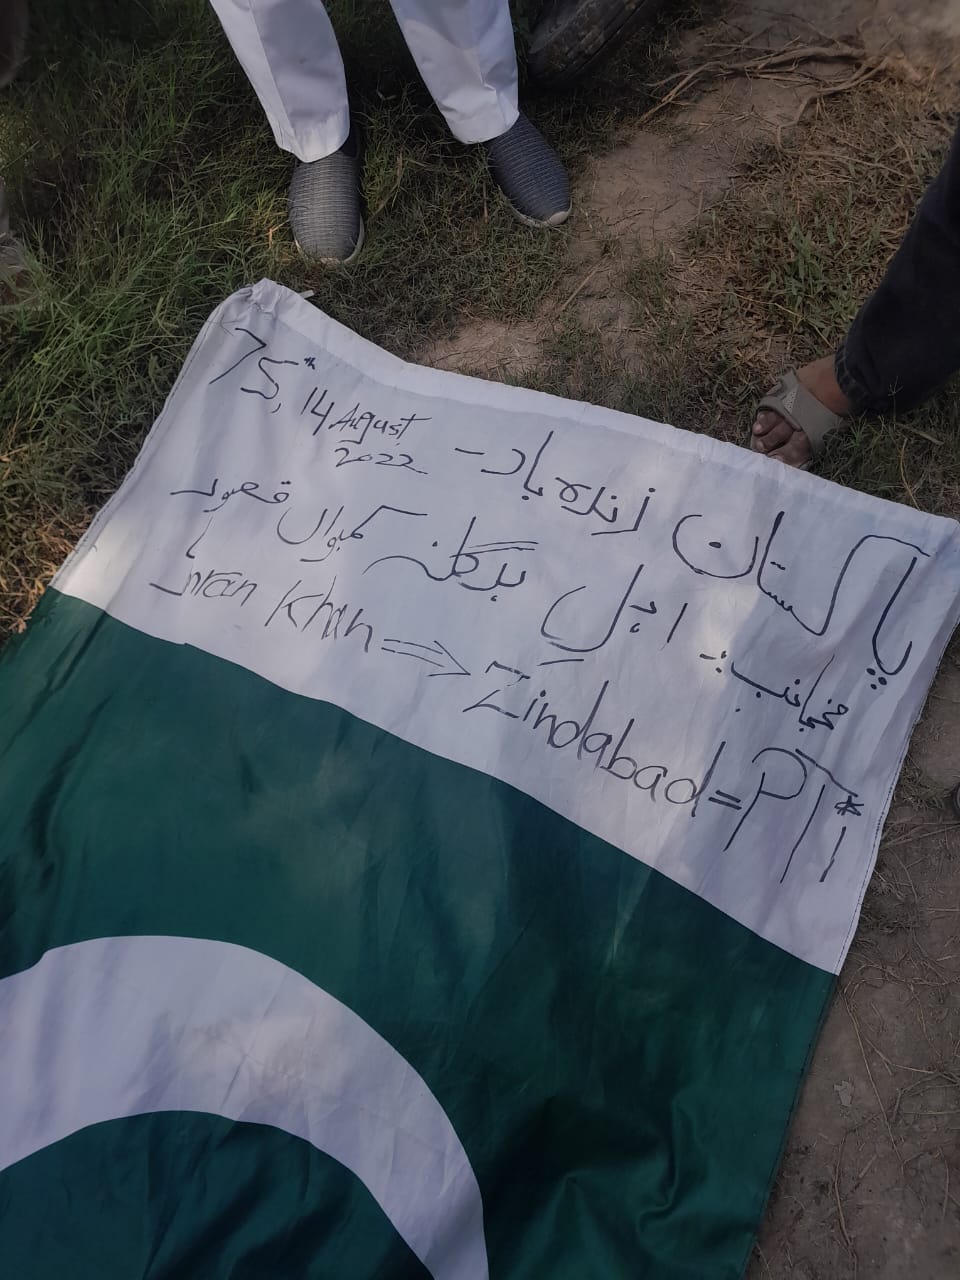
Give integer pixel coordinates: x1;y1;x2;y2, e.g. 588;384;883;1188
836;120;960;415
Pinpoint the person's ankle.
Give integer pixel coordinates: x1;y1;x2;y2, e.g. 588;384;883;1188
798;356;853;417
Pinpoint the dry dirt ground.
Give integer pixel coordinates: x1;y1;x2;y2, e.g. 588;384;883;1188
424;2;960;1276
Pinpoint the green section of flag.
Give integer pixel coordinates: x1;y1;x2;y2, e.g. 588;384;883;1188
0;1114;429;1279
0;592;833;1278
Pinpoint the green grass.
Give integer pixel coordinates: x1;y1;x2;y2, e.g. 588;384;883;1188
2;0;958;638
679;80;960;510
0;0;714;636
516;76;960;517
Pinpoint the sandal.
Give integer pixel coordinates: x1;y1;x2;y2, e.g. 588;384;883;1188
753;369;846;470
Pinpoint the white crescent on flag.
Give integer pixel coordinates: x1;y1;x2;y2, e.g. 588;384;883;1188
0;935;489;1280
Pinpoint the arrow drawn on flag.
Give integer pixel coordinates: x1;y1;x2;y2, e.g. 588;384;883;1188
380;639;471;677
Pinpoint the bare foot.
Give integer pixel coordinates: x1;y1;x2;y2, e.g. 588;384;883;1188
750;356;853;468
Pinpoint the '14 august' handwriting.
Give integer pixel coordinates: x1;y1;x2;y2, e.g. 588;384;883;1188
140;322;932;895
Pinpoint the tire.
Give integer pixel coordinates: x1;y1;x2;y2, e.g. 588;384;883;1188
527;0;671;88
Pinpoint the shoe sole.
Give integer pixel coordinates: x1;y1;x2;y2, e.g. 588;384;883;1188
294;218;366;266
504;202;571;230
528;0;669;88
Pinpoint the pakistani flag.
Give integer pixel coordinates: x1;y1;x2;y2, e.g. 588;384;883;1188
2;281;958;1278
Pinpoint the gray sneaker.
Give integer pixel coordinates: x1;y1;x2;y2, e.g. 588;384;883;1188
484;114;571;229
287;129;364;264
